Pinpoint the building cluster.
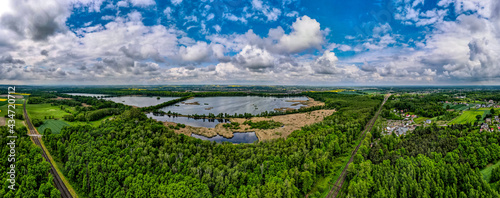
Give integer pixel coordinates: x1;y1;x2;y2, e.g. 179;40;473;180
384;118;418;136
480;116;500;132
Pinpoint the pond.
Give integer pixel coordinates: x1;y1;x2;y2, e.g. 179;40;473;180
146;113;229;128
191;132;259;143
64;93;108;97
103;96;179;107
160;96;309;116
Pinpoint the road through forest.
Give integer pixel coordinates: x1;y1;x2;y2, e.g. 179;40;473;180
326;94;390;198
23;100;73;198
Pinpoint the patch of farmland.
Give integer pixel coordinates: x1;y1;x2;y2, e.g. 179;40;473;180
38;119;71;134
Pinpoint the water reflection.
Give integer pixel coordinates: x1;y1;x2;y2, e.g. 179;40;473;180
191;132;259;143
146;112;229;128
161;96;309;116
103;96;179;107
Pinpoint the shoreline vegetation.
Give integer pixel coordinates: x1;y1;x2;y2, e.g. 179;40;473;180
165;109;336;141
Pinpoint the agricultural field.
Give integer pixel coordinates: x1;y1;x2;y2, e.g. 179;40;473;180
25;103;71;120
449;109;489;124
442;103;470;111
26;103;115;128
38;119;71;134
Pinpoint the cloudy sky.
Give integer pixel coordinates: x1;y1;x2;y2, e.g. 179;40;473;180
0;0;499;85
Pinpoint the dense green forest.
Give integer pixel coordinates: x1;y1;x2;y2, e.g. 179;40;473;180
344;124;500;197
41;93;382;197
0;126;60;198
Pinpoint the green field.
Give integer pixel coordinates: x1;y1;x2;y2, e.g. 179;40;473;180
26;103;72;120
449;110;488;124
26;103;114;128
442;103;470;111
38;119;71;134
481;160;500;182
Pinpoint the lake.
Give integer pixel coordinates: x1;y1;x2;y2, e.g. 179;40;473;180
160;96;309;116
104;96;179;107
191;132;259;143
64;93;179;107
146;113;229;128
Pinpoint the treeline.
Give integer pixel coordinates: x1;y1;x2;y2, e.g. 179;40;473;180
141;95;193;112
0;126;60;197
63;108;121;122
42;93;382;197
343;124;500;197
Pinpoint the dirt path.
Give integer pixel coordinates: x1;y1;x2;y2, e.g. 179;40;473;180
326;93;390;198
164;109;336;141
0;117;5;126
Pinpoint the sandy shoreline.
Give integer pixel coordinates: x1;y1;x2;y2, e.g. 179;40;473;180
164;109;336;141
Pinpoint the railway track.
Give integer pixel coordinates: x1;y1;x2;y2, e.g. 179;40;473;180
23;100;73;198
326;94;390;198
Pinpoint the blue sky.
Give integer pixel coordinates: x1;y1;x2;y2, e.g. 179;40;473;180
0;0;499;85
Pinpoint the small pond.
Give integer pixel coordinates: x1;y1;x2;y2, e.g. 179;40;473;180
191;132;259;143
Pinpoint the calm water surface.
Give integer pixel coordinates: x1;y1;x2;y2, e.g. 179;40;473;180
65;93;179;107
146;113;229;128
104;96;179;107
161;96;308;115
191;132;258;143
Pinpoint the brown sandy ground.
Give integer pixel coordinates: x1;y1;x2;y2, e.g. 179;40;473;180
0;117;5;126
164;109;336;141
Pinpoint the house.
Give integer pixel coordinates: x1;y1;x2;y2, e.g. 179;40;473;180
486;118;492;123
395;127;409;136
481;123;490;132
425;119;432;124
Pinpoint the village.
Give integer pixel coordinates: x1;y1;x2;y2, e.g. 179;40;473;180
381;96;500;136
